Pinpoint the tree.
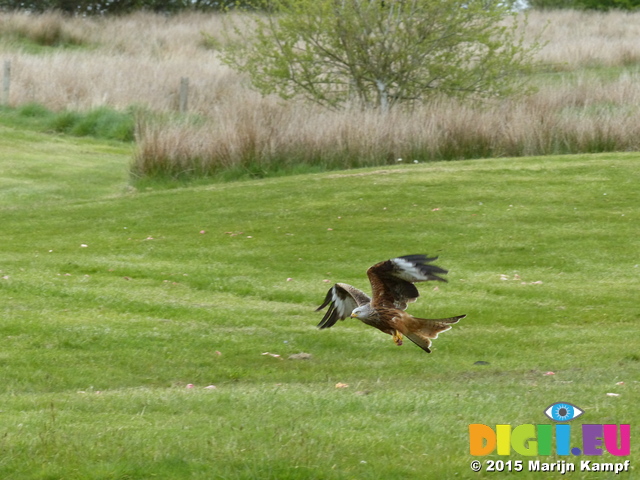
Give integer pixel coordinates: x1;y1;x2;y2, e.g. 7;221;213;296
220;0;542;110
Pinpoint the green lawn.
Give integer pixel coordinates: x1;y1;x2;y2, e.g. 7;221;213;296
1;124;638;479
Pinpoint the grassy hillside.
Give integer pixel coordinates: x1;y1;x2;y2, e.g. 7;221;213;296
1;125;638;478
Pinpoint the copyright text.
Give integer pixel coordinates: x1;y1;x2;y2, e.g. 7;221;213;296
470;459;631;474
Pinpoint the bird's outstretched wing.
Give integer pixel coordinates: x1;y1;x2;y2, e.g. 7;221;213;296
316;283;371;329
367;254;448;309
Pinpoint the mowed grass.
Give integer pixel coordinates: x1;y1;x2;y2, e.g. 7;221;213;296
1;125;639;479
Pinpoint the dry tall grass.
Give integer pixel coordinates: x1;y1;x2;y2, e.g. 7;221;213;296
1;10;640;177
525;10;640;68
134;84;640;178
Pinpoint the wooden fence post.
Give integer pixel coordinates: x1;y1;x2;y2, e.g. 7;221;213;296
2;60;10;106
179;77;189;114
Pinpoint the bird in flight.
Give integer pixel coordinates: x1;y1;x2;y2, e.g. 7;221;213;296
316;255;465;353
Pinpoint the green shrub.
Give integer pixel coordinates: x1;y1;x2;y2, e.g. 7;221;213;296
0;104;135;142
17;102;52;118
221;0;542;110
49;110;82;132
67;107;135;142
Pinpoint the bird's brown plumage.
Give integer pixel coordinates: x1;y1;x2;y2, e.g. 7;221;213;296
316;254;465;353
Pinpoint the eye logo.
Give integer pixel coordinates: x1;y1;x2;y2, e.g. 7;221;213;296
544;402;584;422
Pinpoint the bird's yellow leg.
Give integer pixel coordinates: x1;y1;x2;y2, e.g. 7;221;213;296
392;330;403;346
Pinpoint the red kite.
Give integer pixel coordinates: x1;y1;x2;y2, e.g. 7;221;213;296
316;255;465;353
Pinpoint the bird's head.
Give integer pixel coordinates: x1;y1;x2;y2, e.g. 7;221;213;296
350;305;372;320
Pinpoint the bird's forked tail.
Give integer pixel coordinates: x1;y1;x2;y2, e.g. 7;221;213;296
403;314;465;353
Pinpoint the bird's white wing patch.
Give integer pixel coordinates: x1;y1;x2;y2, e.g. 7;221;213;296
331;285;359;318
316;283;370;329
391;257;431;282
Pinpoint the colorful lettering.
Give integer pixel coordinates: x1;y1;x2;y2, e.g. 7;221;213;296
582;424;603;455
512;424;537;455
556;424;571;455
469;423;631;457
536;424;552;456
469;424;496;456
604;424;631;456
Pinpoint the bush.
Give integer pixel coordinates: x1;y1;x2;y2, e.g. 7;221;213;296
66;107;135;142
0;103;135;142
17;102;52;117
221;0;542;110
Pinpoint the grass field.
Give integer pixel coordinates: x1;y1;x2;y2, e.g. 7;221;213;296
1;122;638;478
